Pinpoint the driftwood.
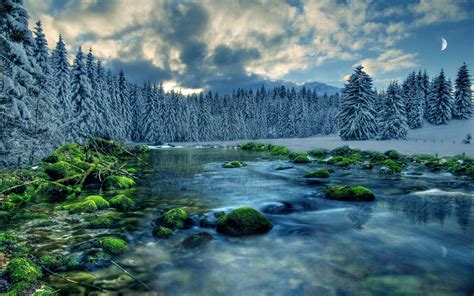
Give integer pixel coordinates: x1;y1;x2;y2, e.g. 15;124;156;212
109;259;152;291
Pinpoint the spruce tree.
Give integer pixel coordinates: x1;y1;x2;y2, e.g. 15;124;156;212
452;63;472;119
428;69;453;125
70;46;96;140
337;65;377;140
52;35;71;117
378;81;408;140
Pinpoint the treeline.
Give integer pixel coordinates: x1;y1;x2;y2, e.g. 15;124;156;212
0;1;339;168
338;64;472;140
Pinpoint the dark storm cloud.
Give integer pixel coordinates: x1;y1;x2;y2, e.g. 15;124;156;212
212;45;260;66
107;59;172;84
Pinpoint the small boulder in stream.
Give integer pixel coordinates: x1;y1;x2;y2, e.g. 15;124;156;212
181;232;213;249
324;185;375;201
216;206;273;235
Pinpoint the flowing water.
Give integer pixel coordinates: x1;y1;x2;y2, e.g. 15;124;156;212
3;148;474;295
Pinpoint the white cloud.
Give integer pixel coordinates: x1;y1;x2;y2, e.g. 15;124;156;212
357;49;417;76
410;0;470;25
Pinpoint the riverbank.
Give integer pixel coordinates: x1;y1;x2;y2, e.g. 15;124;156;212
172;118;474;157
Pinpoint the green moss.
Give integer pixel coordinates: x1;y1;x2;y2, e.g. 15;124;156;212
240;142;268;151
88;217;114;229
414;154;438;163
385;149;403;160
39;255;62;270
223;160;247;168
304;168;330;178
327;156;355;166
368;151;387;162
32;284;58;296
100;237;129;254
331;146;361;157
104;175;135;190
447;156;474;177
310;149;326;158
154;226;174;239
109;194;135;211
7;281;36;295
289;153;310;163
126;168;138;174
61;200;98;214
36;182;79;201
270;145;290;155
43;143;85;165
381;159;402;174
216;206;273;236
0;232;18;245
162;208;189;229
85;195;109;210
85;138;124;156
6;257;42;284
44;161;83;180
324;185;375;201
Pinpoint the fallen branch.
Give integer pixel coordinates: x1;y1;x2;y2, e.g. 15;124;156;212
110;259;152;291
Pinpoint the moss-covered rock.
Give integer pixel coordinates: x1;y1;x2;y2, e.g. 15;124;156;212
0;232;18;246
104;176;135;190
154;226;174;239
327;156;355;167
6;257;42;284
36;182;79;201
385;149;403;160
181;232;213;249
447;156;474;178
39;255;62;271
126;168;138;174
31;283;58;296
304;168;330;178
223;161;247;168
43;143;85;165
109;194;135;211
100;237;129;254
84;138;124;156
380;160;402;174
60;200;98;214
216;206;273;235
269;145;289;156
289;152;310;163
324;185;375;201
162;208;190;229
87;217;114;229
240;142;269;152
44;161;83;180
85;195;109;210
310;149;327;158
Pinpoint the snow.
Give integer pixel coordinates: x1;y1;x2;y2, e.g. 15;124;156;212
172;118;474;157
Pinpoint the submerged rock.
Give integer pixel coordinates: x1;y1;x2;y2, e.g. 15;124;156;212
154;226;174;239
324;185;375;201
262;202;293;215
223;161;247;168
181;232;213;249
160;208;192;229
304;168;330;178
216;206;273;236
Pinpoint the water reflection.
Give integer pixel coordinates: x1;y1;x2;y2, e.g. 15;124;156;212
347;204;374;230
385;193;472;230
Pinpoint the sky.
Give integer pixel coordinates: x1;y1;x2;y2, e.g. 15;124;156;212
25;0;474;94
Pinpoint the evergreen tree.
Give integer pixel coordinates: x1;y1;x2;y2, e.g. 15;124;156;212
33;21;51;75
70;46;95;140
52;35;71;117
452;63;472;119
378;81;408;140
428;69;453;125
337;65;377;140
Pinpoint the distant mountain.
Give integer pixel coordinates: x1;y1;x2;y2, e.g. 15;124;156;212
213;79;341;96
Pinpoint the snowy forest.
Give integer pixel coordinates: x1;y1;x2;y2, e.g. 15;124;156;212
1;0;472;168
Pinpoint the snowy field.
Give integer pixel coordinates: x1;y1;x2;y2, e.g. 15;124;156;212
172;118;474;157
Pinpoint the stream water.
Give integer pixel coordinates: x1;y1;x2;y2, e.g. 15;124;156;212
3;148;474;295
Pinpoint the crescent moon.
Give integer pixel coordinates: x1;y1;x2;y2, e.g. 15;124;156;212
441;245;447;257
441;38;447;51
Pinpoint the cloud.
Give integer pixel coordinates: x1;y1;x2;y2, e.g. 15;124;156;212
23;0;471;93
410;0;470;25
357;50;417;76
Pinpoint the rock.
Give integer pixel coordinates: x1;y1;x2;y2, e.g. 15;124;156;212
154;226;173;239
104;176;135;190
85;195;110;210
223;161;247;168
160;208;192;229
36;182;79;201
5;257;42;284
99;237;129;254
262;202;293;214
304;168;330;178
33;219;59;227
0;278;9;292
44;161;83;180
181;232;213;249
59;200;98;214
216;206;273;235
109;194;135;211
275;166;293;171
324;185;375;201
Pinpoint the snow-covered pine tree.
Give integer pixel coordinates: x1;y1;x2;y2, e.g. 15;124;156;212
197;92;213;141
142;83;163;144
428;69;453;125
403;71;424;129
378;81;408;140
452;63;472;119
70;46;96;141
52;35;71;118
118;70;132;139
337;65;377;140
33;21;51;75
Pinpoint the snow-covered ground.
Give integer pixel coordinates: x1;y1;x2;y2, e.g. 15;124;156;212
172;118;474;157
